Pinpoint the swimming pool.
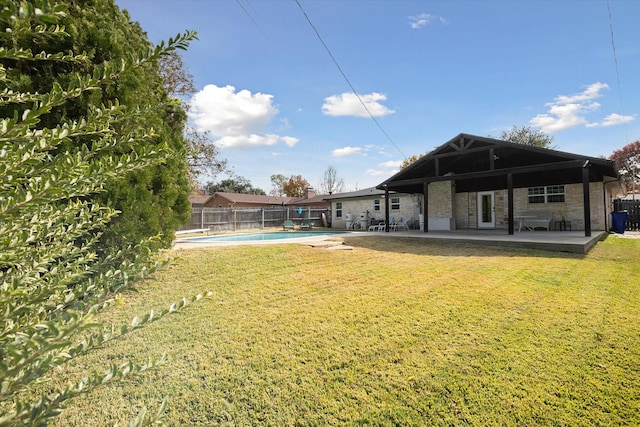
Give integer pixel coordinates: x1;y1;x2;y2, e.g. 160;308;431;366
182;231;350;243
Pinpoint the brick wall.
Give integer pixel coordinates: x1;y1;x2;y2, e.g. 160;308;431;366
332;181;614;231
451;183;610;231
331;194;416;229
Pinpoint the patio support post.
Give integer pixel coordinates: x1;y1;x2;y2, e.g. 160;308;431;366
507;173;514;235
384;185;390;232
423;181;429;233
583;162;591;237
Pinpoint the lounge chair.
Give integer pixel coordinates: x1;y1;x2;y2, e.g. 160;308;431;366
392;217;411;231
299;218;312;230
283;219;295;231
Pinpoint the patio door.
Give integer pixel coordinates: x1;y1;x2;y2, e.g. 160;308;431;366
477;191;495;228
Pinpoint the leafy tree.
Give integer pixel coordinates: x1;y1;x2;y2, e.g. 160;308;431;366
609;140;640;193
0;2;206;425
318;165;344;195
401;153;426;169
204;174;265;195
496;125;556;149
269;173;287;196
158;51;226;185
0;0;192;254
283;174;310;198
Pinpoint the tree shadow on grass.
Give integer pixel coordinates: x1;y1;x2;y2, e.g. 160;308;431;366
339;236;588;260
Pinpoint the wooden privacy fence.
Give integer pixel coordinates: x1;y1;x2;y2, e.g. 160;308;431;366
182;207;330;232
613;199;640;231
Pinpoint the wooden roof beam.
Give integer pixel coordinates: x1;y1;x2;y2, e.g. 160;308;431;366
382;159;586;189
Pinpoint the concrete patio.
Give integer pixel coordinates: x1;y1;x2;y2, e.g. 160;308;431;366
365;229;613;254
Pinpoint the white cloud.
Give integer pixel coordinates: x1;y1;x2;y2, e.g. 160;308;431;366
365;169;386;177
589;113;636;128
408;13;448;29
365;160;401;178
554;82;608;104
322;92;395;118
529;82;635;133
332;146;363;157
189;84;299;149
379;160;403;168
281;136;300;147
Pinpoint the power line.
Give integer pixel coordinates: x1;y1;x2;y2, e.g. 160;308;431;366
606;0;629;144
293;0;406;159
235;0;269;39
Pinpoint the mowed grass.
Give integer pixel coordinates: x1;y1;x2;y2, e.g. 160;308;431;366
50;236;640;426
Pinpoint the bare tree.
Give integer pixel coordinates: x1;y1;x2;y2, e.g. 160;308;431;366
158;52;227;184
318;165;345;195
270;174;287;196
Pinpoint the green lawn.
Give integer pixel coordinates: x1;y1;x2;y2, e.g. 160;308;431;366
51;235;640;426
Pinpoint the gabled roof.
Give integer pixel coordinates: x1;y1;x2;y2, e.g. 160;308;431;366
213;192;293;205
288;194;330;205
188;195;213;205
378;133;619;194
323;186;397;201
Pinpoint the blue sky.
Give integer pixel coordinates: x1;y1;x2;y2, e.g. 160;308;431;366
116;0;639;193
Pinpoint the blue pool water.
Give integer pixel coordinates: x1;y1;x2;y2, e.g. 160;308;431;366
184;231;349;242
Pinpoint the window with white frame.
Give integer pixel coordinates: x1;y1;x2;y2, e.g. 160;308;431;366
336;202;343;218
528;185;565;204
374;199;380;211
391;197;400;210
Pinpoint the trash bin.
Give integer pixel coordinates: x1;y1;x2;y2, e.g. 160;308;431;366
611;211;628;234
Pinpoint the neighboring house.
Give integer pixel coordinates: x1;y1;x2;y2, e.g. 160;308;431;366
188;187;330;209
188;194;216;208
323;187;417;229
377;133;623;236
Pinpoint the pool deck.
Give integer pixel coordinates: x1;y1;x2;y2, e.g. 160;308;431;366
173;229;637;253
172;231;362;249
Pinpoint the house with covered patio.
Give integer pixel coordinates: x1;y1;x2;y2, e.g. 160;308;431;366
377;133;622;239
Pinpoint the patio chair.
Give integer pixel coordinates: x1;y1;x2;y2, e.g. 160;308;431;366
368;219;383;231
388;217;400;231
283;219;295;231
392;217;411;231
300;218;312;230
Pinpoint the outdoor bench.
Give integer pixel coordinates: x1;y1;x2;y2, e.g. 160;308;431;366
517;211;551;231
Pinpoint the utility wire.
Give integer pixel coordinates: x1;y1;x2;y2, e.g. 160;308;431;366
293;0;406;159
236;0;269;40
606;1;629;144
